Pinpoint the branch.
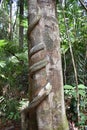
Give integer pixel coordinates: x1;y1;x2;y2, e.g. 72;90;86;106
79;0;87;11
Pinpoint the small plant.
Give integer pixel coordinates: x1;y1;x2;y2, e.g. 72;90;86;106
0;96;20;121
64;84;87;127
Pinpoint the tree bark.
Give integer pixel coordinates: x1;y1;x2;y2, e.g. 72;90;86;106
19;0;24;50
28;0;69;130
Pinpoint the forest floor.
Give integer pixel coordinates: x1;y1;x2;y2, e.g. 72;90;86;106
0;119;86;130
0;120;79;130
0;120;21;130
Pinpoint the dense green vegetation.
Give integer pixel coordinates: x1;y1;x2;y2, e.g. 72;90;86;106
0;0;87;129
58;0;87;127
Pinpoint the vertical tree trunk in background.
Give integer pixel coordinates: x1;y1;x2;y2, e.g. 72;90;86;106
28;0;69;130
19;0;24;50
8;0;13;40
0;0;3;9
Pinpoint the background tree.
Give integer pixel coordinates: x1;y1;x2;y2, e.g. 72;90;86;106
58;0;87;127
0;0;29;126
19;0;24;50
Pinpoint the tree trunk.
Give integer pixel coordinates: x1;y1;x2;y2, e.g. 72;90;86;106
19;0;24;50
8;0;13;40
28;0;69;130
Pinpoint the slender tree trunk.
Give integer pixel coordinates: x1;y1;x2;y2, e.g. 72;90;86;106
0;0;3;8
28;0;69;130
8;1;13;40
19;0;24;50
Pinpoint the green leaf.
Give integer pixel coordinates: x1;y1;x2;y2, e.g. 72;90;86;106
64;85;73;89
20;19;28;28
61;44;69;54
0;40;7;47
9;56;19;63
78;84;86;89
0;74;6;79
0;61;6;68
78;90;86;97
16;51;28;60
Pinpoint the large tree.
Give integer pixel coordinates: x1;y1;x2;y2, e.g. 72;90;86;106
26;0;69;130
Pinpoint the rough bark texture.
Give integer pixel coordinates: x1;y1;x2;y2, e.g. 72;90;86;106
28;0;69;130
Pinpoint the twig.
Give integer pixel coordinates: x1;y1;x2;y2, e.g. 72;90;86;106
62;6;80;123
79;0;87;12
